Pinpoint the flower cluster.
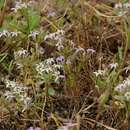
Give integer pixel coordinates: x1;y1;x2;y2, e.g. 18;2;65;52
27;127;41;130
35;57;65;83
14;48;30;69
14;48;29;59
115;78;130;101
44;30;65;51
11;1;30;12
4;80;31;111
44;30;65;41
108;63;118;69
0;30;20;38
75;47;96;56
115;3;130;16
75;47;86;55
93;69;106;77
115;3;130;9
28;31;40;40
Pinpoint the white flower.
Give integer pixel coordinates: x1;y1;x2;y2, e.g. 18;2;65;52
4;91;15;100
66;59;71;65
4;79;31;111
36;58;65;83
124;92;130;101
75;47;86;55
22;96;32;112
0;30;10;37
56;40;64;51
115;3;122;9
5;80;28;94
10;31;20;37
123;78;130;87
115;83;126;93
14;48;29;59
37;46;45;55
70;40;76;49
0;30;20;38
125;67;130;74
11;1;28;12
117;11;127;16
47;11;56;17
93;70;105;77
86;48;96;54
115;3;130;9
28;31;39;40
44;30;65;41
124;3;130;8
16;63;23;69
109;63;118;69
45;58;55;65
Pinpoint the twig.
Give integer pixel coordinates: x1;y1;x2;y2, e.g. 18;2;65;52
84;117;117;130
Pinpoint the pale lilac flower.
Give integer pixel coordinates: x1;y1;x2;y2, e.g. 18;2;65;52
56;56;65;63
86;48;96;54
109;63;118;69
27;127;34;130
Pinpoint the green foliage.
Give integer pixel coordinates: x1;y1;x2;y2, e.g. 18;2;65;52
48;87;56;96
26;8;40;32
0;0;5;9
